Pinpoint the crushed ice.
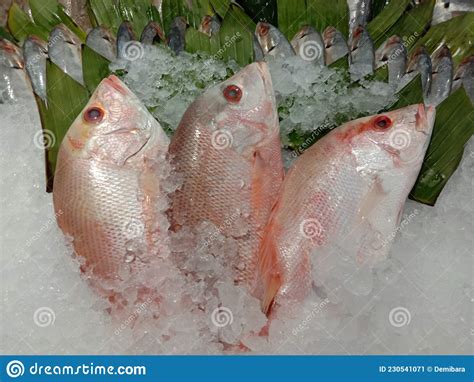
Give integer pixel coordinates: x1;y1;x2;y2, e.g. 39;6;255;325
0;44;471;354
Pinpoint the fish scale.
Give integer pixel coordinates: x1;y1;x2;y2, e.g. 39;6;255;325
53;75;170;280
169;62;284;287
255;104;436;314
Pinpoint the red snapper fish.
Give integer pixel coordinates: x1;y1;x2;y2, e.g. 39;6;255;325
169;62;284;287
53;75;170;280
255;104;436;313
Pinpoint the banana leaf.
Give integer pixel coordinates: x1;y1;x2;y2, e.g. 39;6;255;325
277;0;349;40
410;86;474;205
412;13;474;66
185;3;255;66
377;0;435;51
237;0;277;24
82;45;111;93
388;74;423;110
185;28;222;57
0;26;15;42
370;64;389;83
160;0;231;32
371;0;391;19
7;2;49;42
218;4;254;65
329;56;350;72
28;0;87;41
88;0;153;36
42;60;90;189
161;0;206;32
210;0;231;18
367;0;411;48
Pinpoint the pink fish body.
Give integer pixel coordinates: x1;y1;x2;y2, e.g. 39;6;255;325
169;62;284;286
256;104;436;313
53;75;170;279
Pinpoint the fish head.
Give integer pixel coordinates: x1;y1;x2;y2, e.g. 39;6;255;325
407;46;429;73
199;15;214;36
172;16;188;31
0;38;24;68
24;35;48;53
337;104;436;171
431;44;453;74
323;26;338;48
454;55;474;80
88;26;116;44
197;62;278;155
256;22;280;54
63;75;162;166
50;24;82;46
293;25;316;41
350;25;369;52
379;35;404;62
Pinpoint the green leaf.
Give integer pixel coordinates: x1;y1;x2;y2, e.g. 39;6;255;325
161;0;184;33
29;0;87;41
82;45;111;93
88;0;123;32
277;0;348;41
237;0;277;25
410;86;474;205
371;0;391;19
88;0;153;36
42;60;90;187
412;13;474;66
0;26;15;42
367;0;411;48
7;2;49;42
217;4;255;65
210;0;231;18
328;56;349;71
387;74;423;110
185;3;254;65
374;0;435;50
370;64;389;83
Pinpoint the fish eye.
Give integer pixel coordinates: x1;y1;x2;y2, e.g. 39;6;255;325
83;107;105;124
373;116;392;130
223;85;243;103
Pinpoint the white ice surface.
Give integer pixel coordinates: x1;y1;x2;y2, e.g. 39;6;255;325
0;49;472;354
